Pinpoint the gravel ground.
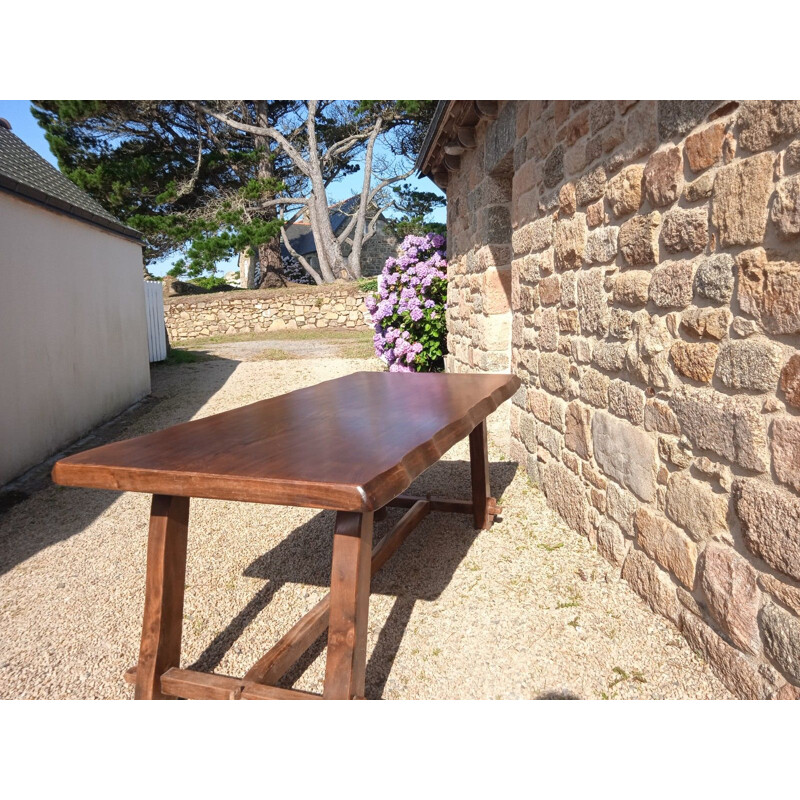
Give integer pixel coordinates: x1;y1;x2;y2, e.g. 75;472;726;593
0;342;734;699
188;335;359;360
171;329;374;362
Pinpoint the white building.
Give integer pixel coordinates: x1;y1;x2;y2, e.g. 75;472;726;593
0;120;150;486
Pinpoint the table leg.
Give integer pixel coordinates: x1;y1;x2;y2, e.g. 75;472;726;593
323;511;374;699
469;420;492;530
135;494;190;700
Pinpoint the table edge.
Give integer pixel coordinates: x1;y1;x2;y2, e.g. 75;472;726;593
359;375;520;510
51;373;521;511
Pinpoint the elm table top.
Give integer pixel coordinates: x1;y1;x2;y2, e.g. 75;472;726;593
52;371;520;512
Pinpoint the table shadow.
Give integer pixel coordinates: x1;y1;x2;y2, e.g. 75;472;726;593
188;457;518;699
0;354;241;576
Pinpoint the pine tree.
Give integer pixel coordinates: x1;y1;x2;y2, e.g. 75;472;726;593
33;100;439;284
34;101;315;285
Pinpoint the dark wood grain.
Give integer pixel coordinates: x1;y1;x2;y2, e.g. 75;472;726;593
124;498;445;693
370;500;429;575
62;372;519;701
158;668;321;700
161;668;244;700
243;593;330;685
323;511;373;699
52;372;520;512
244;500;428;685
134;494;189;700
469;420;492;529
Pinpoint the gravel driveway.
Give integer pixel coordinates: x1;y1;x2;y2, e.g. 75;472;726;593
0;341;733;699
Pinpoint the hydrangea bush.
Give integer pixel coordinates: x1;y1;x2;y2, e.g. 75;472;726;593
365;233;448;372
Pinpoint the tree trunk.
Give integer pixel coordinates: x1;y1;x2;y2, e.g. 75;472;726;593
310;187;351;281
303;105;347;283
196;101;416;286
238;247;257;289
344;120;381;281
255;101;288;289
306;190;339;283
257;235;287;288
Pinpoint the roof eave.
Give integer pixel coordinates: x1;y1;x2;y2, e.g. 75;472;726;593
0;176;143;243
414;100;453;176
415;101;501;190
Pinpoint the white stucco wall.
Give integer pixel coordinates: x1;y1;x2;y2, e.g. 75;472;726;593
0;192;151;486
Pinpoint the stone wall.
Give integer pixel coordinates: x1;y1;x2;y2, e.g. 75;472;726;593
344;219;401;277
444;100;800;699
164;284;371;342
445;125;514;452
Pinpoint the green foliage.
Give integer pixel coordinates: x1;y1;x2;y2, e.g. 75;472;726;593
240;176;286;200
189;276;235;291
32;100;440;282
385;182;446;239
139;210;283;278
31;100;303;273
357;277;378;293
368;234;448;372
408;284;448;372
159;348;201;366
388;218;447;239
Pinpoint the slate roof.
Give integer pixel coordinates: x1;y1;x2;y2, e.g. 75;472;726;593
281;195;362;257
0;124;141;242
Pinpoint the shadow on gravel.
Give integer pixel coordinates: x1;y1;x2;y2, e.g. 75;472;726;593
0;353;240;576
189;458;518;698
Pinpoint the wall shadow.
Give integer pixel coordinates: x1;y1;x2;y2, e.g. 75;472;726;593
190;458;518;698
536;691;581;700
0;353;241;575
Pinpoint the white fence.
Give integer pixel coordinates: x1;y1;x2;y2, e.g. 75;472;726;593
144;280;168;362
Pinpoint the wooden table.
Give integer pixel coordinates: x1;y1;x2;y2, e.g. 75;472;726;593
52;371;520;700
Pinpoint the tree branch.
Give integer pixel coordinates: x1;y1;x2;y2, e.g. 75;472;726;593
368;165;416;203
335;207;359;245
306;100;319;160
345;118;383;278
173;132;204;198
325;131;371;162
364;201;395;243
190;102;311;177
283;206;307;226
258;197;309;209
280;223;323;285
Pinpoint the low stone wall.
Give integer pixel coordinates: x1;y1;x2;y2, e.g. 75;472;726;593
164;284;371;342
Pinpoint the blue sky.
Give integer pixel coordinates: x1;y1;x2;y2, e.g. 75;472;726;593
0;100;445;277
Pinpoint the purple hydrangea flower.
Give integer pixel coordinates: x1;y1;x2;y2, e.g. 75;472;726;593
368;233;448;372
